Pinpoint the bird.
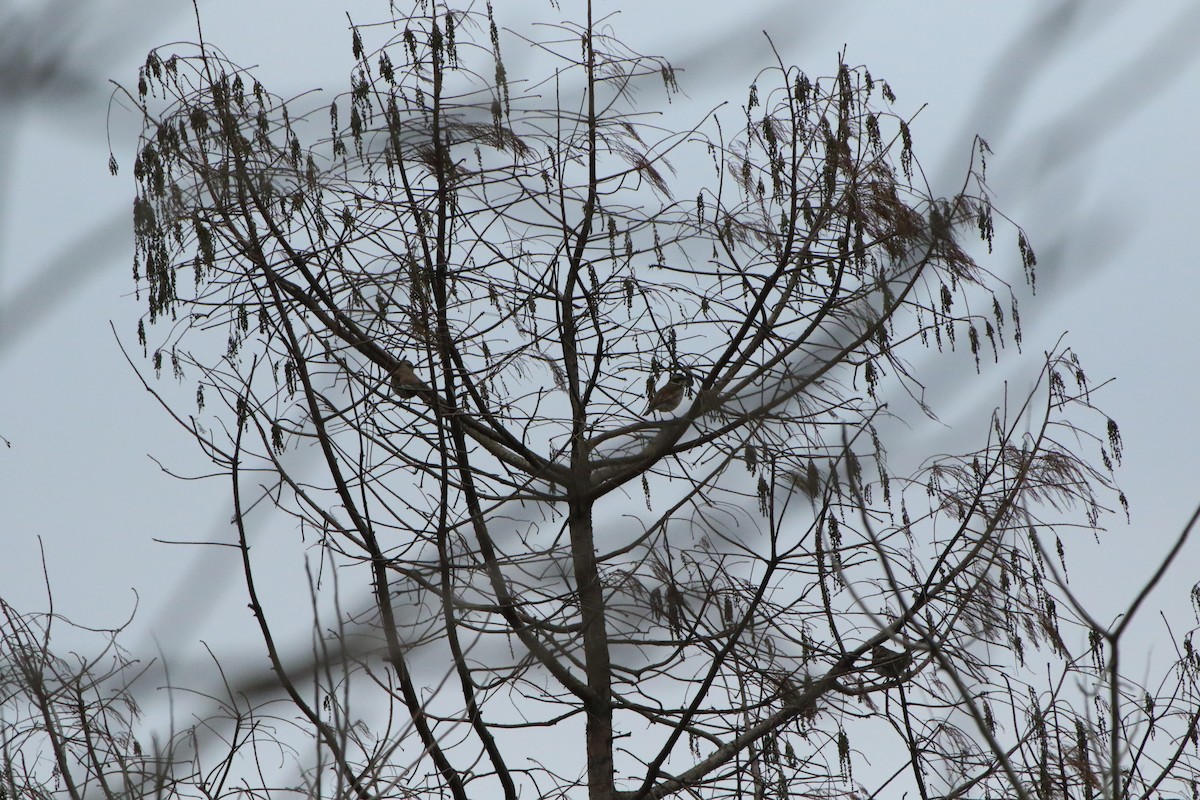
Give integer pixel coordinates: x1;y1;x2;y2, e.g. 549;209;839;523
390;358;427;399
872;645;913;681
644;372;688;415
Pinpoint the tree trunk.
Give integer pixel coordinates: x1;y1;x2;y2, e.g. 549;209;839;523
569;498;614;800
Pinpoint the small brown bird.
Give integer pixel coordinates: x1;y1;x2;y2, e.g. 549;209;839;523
872;645;913;680
644;372;688;415
390;358;427;399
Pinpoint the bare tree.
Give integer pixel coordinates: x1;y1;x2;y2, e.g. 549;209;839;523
70;2;1197;799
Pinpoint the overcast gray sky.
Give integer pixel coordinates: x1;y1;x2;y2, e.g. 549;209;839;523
2;0;1198;685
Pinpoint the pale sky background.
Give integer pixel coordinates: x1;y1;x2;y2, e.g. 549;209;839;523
2;0;1198;714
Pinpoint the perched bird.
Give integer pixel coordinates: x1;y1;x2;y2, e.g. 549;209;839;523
872;645;913;680
390;358;427;399
644;372;688;415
